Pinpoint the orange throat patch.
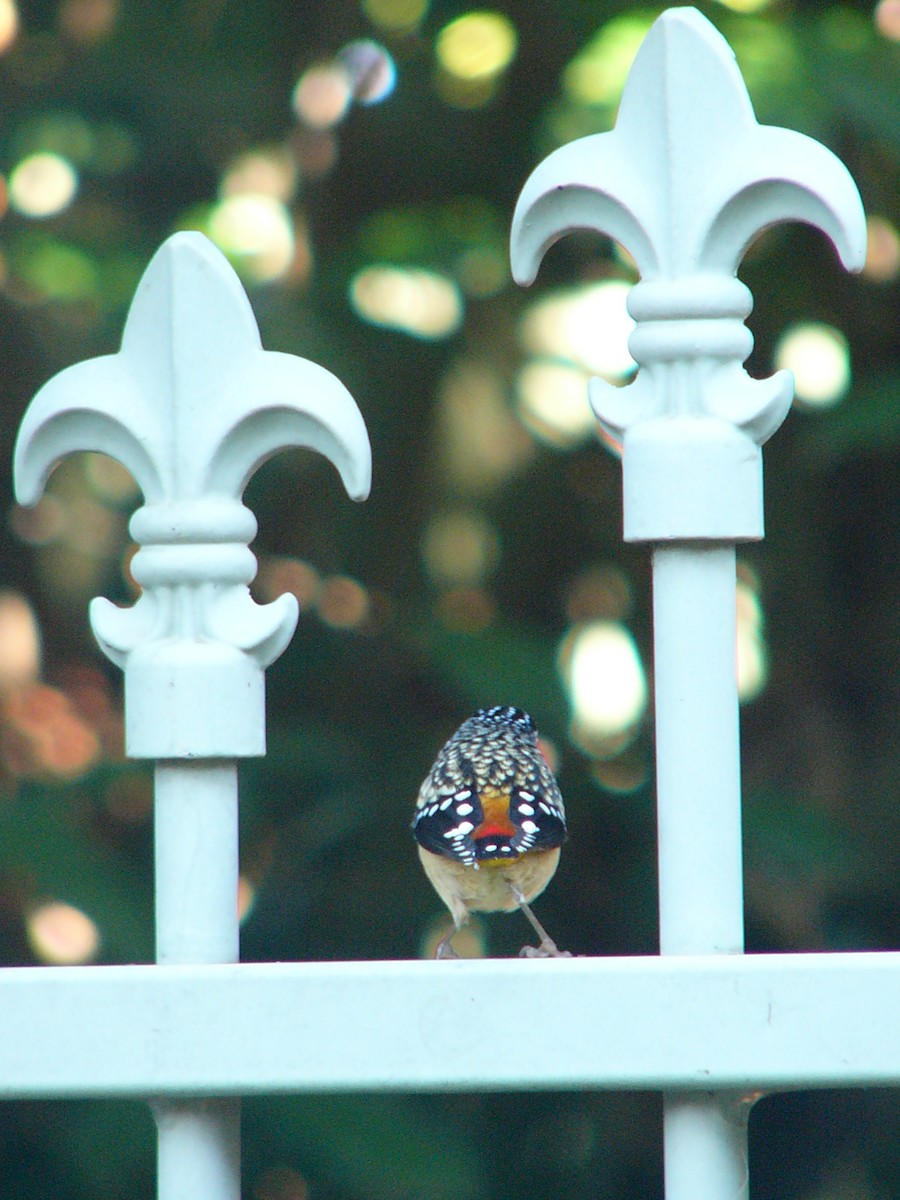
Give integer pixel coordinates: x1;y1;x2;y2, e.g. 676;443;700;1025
472;787;517;853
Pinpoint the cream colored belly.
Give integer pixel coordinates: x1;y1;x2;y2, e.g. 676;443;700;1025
418;846;561;926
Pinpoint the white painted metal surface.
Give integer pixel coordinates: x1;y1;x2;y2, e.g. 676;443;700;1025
155;763;241;966
2;8;892;1200
0;954;897;1097
154;763;242;1200
652;545;743;957
512;12;865;550
13;233;371;1200
14;233;371;761
511;8;868;1199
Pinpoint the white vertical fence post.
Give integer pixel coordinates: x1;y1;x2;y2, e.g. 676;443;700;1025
652;544;750;1196
152;762;242;1197
511;8;866;1199
13;232;371;1200
652;546;743;958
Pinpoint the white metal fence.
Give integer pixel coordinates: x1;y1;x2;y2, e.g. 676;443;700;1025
1;9;898;1200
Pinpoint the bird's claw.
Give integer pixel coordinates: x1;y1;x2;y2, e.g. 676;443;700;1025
435;936;460;960
519;939;572;959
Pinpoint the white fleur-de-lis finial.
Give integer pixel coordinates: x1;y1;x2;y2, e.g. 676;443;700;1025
511;6;866;541
14;231;371;758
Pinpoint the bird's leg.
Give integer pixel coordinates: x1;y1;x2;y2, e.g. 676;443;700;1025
510;886;572;958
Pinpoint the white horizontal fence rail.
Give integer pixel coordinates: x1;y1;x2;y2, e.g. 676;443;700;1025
0;954;898;1098
2;8;897;1200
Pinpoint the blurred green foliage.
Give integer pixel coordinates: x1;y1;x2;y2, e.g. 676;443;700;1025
0;1;897;1198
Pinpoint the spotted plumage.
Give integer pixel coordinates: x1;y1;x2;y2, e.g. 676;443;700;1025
413;706;566;866
413;706;569;958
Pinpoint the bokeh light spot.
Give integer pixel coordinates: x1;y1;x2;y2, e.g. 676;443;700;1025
317;575;371;630
436;358;533;494
83;452;140;504
208;194;295;283
520;282;636;380
422;510;500;587
238;875;256;924
776;322;850;408
58;0;117;45
359;205;429;262
0;591;40;688
363;0;428;32
255;1166;310;1200
255;557;322;612
9;152;78;218
221;148;297;203
516;359;595;448
713;0;772;12
350;265;463;339
560;621;647;756
0;682;100;779
727;19;802;104
291;62;352;129
563;14;654;106
0;0;19;54
862;214;900;281
12;238;98;301
436;11;517;81
337;40;396;105
455;244;506;297
9;496;66;546
26;900;100;964
874;0;900;39
17;111;96;167
736;565;767;702
62;664;122;760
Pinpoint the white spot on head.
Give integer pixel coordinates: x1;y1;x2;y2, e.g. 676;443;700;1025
484;843;497;852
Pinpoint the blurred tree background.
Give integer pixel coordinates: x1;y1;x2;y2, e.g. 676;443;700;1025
0;0;896;1197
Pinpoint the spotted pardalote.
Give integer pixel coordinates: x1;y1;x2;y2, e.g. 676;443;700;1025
413;705;569;958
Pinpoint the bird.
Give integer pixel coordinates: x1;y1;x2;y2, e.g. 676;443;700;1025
412;705;569;959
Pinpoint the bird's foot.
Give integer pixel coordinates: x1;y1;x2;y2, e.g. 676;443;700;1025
511;889;570;958
435;932;460;959
519;938;572;959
